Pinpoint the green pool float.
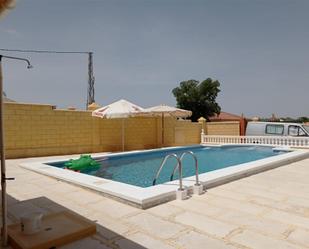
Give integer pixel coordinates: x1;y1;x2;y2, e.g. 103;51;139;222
64;155;100;171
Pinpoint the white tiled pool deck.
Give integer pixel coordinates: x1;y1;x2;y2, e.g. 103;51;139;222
2;154;309;249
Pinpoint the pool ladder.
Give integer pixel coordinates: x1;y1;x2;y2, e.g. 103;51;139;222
152;151;201;192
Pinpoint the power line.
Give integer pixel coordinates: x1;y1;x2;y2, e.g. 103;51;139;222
0;48;95;108
0;48;91;54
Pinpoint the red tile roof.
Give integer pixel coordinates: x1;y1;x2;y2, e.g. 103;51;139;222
209;111;243;121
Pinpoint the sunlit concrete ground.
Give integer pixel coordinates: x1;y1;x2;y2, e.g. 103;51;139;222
1;154;309;249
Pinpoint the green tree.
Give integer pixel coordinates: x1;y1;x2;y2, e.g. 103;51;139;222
296;116;309;123
172;78;221;121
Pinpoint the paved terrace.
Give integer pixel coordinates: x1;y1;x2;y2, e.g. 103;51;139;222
2;155;309;249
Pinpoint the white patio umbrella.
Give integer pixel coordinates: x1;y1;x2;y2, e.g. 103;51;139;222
92;99;145;151
143;104;192;145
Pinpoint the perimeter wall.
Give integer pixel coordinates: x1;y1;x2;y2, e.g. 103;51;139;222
4;102;240;158
204;121;240;136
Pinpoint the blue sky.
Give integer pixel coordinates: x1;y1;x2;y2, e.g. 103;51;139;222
0;0;308;117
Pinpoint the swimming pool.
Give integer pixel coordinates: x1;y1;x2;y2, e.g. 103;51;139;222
21;145;308;208
47;145;287;188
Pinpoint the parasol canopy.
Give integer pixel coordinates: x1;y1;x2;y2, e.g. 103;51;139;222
92;99;145;151
143;104;192;145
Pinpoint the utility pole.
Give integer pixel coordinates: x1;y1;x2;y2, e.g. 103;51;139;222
87;52;95;107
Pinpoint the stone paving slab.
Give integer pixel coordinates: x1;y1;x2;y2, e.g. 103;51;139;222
230;230;299;249
197;192;269;216
115;232;175;249
87;198;140;219
169;197;228;217
216;209;291;239
172;230;237;249
262;209;309;230
287;228;309;248
1;156;309;248
174;211;238;238
147;203;184;219
125;213;185;240
91;212;134;240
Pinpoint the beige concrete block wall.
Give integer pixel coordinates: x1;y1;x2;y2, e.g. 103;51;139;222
3;103;163;158
99;117;158;151
161;117;177;146
205;121;240;135
3;102;240;158
174;120;202;146
4;102;101;158
125;117;158;150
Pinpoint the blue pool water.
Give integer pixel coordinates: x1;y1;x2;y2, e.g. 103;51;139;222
47;145;287;188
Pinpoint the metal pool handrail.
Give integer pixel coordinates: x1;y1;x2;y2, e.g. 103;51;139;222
170;151;200;186
152;153;183;190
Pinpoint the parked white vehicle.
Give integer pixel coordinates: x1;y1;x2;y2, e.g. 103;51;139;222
246;121;309;137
